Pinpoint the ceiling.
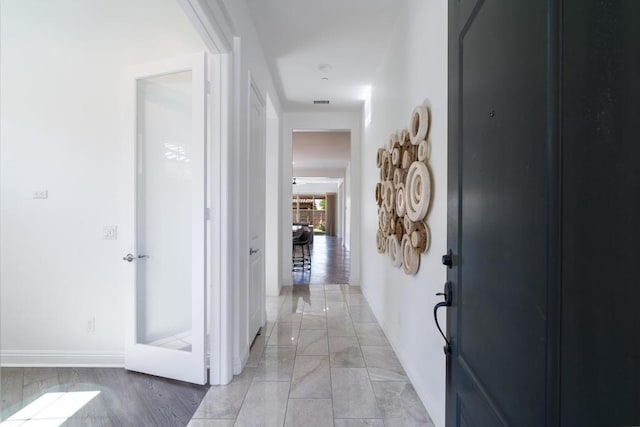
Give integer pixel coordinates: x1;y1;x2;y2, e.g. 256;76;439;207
246;0;404;111
292;131;350;172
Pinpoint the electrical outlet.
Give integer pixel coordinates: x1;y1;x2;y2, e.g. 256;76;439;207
103;226;118;240
87;317;96;333
33;190;48;199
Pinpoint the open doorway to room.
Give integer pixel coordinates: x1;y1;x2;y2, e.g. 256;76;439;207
291;131;351;285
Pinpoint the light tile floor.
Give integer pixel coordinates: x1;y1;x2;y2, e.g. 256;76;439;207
189;285;434;427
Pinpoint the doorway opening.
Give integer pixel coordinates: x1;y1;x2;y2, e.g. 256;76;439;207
291;131;351;285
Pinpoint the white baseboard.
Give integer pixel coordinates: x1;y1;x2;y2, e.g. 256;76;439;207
1;350;124;367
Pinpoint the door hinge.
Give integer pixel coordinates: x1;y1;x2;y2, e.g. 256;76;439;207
205;208;211;221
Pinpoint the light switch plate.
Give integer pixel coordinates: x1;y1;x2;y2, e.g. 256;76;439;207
33;190;48;199
103;226;118;240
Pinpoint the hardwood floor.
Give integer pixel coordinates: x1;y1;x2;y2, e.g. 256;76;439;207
1;367;209;426
292;235;350;285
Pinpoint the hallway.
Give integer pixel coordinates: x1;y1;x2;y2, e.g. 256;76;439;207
292;236;350;286
1;2;447;426
189;285;434;426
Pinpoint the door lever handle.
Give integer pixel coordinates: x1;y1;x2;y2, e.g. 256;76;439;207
122;253;149;262
249;248;259;255
434;281;452;355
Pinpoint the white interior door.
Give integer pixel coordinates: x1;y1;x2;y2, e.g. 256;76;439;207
124;52;207;385
249;82;266;338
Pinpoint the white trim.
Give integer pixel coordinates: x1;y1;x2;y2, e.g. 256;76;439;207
179;0;236;386
208;51;234;385
219;48;235;384
177;0;234;54
233;346;250;373
1;351;124;367
231;36;243;377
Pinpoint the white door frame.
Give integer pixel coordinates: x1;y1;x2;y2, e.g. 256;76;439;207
177;0;235;385
282;112;363;286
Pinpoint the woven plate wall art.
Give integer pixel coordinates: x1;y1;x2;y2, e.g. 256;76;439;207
375;104;433;275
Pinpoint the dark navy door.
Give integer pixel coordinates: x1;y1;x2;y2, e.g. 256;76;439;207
446;1;640;426
446;1;552;425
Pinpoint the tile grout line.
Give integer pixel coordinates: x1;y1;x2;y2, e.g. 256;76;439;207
325;285;337;424
239;290;287;425
282;305;301;426
346;285;383;423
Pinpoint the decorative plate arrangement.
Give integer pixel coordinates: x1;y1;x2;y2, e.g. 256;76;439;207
375;105;433;275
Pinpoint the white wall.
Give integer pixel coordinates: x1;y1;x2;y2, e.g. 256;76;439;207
337;182;344;242
282;112;361;286
291;182;339;195
0;0;208;365
360;1;448;426
264;95;281;298
344;162;352;251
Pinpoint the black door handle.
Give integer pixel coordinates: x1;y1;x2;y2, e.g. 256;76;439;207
434;281;452;354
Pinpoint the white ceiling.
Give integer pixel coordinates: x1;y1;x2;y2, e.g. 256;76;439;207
292;131;350;171
246;0;404;111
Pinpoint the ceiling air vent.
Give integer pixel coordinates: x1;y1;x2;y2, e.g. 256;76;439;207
313;100;330;105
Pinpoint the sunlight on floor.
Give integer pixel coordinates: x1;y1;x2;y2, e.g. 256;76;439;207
1;391;100;426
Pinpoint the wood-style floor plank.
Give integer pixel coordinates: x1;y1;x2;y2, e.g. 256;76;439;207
22;367;58;388
21;367;60;405
130;370;206;427
292;235;350;285
1;367;209;427
1;367;24;415
93;367;160;426
57;368;111;424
